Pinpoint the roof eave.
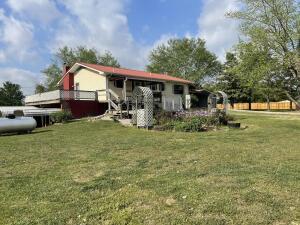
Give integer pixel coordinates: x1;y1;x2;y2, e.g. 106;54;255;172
106;73;193;84
57;63;103;85
57;63;79;85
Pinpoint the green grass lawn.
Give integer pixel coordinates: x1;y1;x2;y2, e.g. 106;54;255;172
0;113;299;225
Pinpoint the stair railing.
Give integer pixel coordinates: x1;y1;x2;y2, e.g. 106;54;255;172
106;89;121;113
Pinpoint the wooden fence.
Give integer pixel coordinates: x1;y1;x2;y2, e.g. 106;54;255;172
217;101;297;110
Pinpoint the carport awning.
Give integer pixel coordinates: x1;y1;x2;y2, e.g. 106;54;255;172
0;106;61;116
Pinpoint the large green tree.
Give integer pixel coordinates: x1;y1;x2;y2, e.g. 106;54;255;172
0;81;24;106
233;42;284;109
147;38;222;85
36;47;120;93
40;64;62;92
228;0;300;107
217;52;249;106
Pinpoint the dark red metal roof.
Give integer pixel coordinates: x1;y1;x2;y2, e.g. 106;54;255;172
79;63;193;84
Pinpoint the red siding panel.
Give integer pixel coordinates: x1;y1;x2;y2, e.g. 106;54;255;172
63;73;74;90
62;100;108;118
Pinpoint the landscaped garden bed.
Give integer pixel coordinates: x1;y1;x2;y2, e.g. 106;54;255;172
153;110;234;132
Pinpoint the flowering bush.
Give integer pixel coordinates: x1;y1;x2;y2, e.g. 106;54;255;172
174;110;210;119
153;109;233;132
153;111;175;125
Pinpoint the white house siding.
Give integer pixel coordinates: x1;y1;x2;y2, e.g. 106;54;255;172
74;68;190;105
161;82;189;110
161;82;188;96
74;68;107;101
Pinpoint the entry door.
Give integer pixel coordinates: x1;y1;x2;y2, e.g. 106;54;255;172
75;83;80;99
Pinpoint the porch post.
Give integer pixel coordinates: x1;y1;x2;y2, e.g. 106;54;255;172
107;90;111;112
123;78;127;101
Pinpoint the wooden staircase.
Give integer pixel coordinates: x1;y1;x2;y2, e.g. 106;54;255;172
106;89;131;119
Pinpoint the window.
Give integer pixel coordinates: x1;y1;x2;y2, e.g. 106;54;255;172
132;81;144;91
114;79;124;88
74;83;80;99
150;84;157;91
153;92;162;103
173;85;184;94
149;83;165;92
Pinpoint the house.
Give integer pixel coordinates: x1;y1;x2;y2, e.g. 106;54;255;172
25;63;194;118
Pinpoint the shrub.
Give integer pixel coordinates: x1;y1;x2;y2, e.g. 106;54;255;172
153;109;232;132
174;110;210;119
173;115;220;132
215;110;235;125
153;110;174;125
51;111;73;123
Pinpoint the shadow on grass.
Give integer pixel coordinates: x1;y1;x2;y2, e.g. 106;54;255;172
31;129;53;134
0;129;53;137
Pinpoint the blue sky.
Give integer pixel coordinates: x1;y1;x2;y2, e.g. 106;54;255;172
127;0;202;44
0;0;239;94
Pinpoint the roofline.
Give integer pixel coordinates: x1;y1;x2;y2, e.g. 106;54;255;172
57;63;194;85
57;63;97;85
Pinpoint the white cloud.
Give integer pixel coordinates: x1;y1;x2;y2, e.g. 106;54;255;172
198;0;240;61
0;0;161;97
6;0;61;24
52;0;149;69
0;51;6;62
0;0;242;98
0;9;35;62
0;67;42;95
151;34;177;49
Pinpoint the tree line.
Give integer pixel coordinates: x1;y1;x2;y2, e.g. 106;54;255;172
1;0;299;108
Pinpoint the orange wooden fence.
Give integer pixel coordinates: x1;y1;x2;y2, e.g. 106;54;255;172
217;101;296;110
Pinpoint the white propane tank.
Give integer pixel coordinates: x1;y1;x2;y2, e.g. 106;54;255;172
0;117;37;134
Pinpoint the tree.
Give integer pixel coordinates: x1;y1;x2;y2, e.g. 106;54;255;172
233;42;284;109
35;84;46;94
227;0;300;107
217;52;249;106
55;46;99;67
0;81;24;106
98;51;121;68
41;64;62;91
147;38;222;85
37;46;121;93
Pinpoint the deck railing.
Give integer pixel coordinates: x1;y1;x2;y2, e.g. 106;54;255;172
59;90;97;101
25;90;98;104
25;90;61;104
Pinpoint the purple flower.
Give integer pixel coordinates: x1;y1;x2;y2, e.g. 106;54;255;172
174;110;210;119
